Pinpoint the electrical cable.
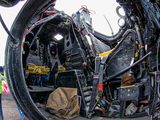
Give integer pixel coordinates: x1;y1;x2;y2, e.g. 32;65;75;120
104;15;114;36
42;72;50;79
98;108;108;113
33;75;36;86
44;11;57;14
37;74;42;86
26;13;60;35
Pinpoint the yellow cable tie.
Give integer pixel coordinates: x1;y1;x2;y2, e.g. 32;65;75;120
135;54;138;58
98;49;113;57
142;61;147;64
64;22;69;25
140;46;145;49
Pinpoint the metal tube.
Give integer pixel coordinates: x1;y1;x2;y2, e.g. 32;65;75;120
29;23;45;49
104;51;152;82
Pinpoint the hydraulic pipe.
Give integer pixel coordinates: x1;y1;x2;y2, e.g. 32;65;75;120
93;24;128;42
103;51;152;83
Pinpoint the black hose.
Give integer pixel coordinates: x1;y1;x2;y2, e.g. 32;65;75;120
0;14;17;43
103;51;152;82
134;22;145;58
93;24;128;42
116;6;125;18
158;78;160;98
157;40;160;71
150;73;158;116
132;16;145;79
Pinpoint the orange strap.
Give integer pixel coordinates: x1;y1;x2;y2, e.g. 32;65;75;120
140;46;145;49
142;61;147;64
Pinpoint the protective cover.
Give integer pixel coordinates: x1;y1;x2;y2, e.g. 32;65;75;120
46;87;79;119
